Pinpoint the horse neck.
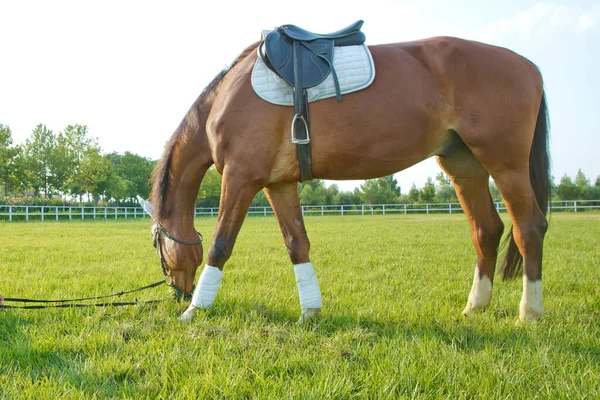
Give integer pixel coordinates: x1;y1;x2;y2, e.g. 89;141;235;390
160;115;213;231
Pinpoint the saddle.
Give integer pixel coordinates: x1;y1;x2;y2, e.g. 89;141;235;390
259;21;366;181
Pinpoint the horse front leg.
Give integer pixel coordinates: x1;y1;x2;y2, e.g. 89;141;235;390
264;182;322;323
179;170;261;322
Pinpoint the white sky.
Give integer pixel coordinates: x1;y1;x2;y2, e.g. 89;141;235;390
1;0;599;192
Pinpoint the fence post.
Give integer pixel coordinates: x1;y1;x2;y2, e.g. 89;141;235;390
449;203;452;214
115;207;118;219
341;205;344;216
9;206;12;222
41;206;44;221
574;200;577;213
104;208;107;220
69;207;72;220
426;204;429;215
56;206;59;221
383;205;386;215
82;207;84;220
361;205;364;215
404;204;407;215
125;208;128;219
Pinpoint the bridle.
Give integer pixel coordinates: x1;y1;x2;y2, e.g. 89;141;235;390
152;223;203;301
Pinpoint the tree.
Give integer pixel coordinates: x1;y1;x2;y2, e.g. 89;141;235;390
23;124;56;196
197;166;222;207
575;169;590;190
0;124;19;197
251;190;270;207
298;180;327;205
53;124;96;197
359;175;400;204
419;177;436;203
434;172;457;202
557;175;580;200
408;184;420;203
104;151;155;202
119;152;154;200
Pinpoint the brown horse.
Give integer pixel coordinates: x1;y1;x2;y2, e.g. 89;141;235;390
149;35;550;323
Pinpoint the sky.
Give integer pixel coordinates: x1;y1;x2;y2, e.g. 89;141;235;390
1;0;599;192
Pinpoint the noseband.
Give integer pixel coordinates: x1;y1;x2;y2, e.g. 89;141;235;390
153;223;203;301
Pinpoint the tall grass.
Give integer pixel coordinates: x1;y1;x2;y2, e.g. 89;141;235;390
1;214;599;399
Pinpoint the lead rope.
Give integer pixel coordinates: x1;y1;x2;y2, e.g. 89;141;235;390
0;280;166;310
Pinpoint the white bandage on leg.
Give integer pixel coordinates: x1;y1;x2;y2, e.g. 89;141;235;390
191;264;223;309
520;276;544;321
462;266;493;315
294;262;322;309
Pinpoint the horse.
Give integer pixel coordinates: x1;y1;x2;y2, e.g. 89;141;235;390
148;33;550;324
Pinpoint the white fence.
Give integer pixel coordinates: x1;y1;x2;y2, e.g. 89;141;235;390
1;200;598;222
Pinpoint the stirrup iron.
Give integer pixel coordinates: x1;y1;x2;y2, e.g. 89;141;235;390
291;114;310;144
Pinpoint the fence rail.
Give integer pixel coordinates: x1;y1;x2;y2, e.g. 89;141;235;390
1;200;599;222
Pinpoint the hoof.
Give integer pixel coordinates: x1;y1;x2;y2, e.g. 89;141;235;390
461;302;488;317
178;305;198;323
297;308;321;324
519;303;544;322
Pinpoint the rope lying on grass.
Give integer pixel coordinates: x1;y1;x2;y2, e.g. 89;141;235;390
0;280;166;310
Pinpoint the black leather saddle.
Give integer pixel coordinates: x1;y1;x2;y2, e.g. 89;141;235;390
261;21;365;92
258;21;366;181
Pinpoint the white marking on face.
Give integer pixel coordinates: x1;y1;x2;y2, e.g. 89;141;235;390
520;276;544;321
463;266;492;315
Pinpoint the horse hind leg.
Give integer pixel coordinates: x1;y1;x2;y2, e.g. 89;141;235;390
179;168;263;322
264;182;322;323
492;169;548;321
436;143;504;316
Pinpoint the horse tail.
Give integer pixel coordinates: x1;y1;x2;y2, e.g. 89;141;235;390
500;89;551;280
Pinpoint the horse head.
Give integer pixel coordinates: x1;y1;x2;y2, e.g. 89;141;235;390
139;196;203;301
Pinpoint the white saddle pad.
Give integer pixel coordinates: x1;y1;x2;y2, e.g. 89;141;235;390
251;44;376;106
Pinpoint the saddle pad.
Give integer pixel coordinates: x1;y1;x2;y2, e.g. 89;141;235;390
252;44;375;106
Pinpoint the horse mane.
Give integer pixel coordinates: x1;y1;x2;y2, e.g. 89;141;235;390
150;42;259;220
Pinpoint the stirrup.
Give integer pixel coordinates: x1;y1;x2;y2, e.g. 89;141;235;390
291;114;310;144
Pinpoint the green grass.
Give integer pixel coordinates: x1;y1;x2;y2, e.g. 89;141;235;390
1;213;599;399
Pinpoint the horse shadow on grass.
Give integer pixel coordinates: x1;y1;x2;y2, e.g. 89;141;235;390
204;298;600;361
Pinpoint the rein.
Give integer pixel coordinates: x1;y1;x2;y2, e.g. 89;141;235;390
0;280;166;310
1;223;204;310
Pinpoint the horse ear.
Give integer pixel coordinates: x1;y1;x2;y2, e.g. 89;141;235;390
137;195;155;219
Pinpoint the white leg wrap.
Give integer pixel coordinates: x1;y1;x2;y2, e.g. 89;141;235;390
520;276;544;321
462;266;493;315
191;264;223;309
294;262;322;309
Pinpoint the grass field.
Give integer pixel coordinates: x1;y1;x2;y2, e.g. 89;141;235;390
1;213;599;399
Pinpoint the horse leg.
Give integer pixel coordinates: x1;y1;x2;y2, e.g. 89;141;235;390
179;169;262;322
491;170;548;321
437;146;504;316
264;182;322;323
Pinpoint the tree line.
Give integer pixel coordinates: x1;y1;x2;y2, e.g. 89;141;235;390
1;123;599;207
0;123;154;205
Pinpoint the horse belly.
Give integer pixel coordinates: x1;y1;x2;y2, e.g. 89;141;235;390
307;100;450;180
